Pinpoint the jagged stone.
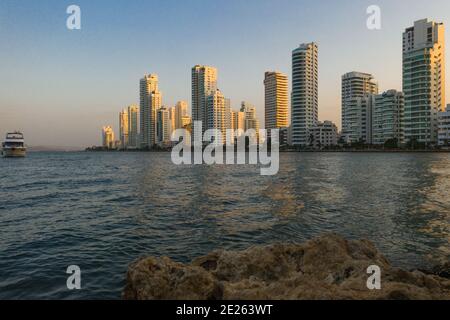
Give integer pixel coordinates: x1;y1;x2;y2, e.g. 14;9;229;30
123;234;450;300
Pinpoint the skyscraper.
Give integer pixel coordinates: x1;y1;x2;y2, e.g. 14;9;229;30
175;101;189;129
192;65;218;133
102;126;115;149
119;108;129;149
241;101;260;142
157;106;171;147
231;110;245;132
140;74;162;148
291;42;318;146
206;89;230;143
127;105;139;149
341;72;378;143
403;19;445;145
264;71;289;131
168;106;176;136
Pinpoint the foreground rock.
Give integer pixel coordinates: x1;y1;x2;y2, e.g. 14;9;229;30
123;234;450;300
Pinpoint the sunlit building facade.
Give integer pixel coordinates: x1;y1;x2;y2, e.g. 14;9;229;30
157;106;171;147
206;89;231;143
175;101;189;129
140;74;162;148
102;126;115;149
264;71;289;130
127;105;139;149
403;19;446;145
241;101;260;142
119;108;129;149
342;72;378;143
192;65;218;134
292;43;319;146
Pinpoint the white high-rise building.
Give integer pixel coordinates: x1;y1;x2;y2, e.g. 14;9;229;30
168;106;176;136
373;90;405;146
241;101;260;142
127;105;139;149
102;126;115;149
291;42;319;146
342;72;378;143
140;74;162;148
231;110;245;132
175;101;189;129
206;89;231;143
403;19;446;145
192;65;218;133
157;106;171;147
438;105;450;147
119;109;129;149
264;71;289;130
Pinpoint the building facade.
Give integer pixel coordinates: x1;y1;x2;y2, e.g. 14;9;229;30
140;74;162;148
127;105;139;149
309;121;339;149
119;109;129;149
438;105;450;147
175;101;189;129
403;19;446;145
264;71;289;130
342;72;378;143
241;101;260;142
192;65;218;133
102;126;115;149
373;90;405;146
291;43;319;146
206;89;231;143
157;106;171;147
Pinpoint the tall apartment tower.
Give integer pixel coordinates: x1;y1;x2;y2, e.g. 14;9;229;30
231;110;245;132
264;71;289;130
119;108;129;148
140;74;162;148
102;126;115;149
157;106;171;146
127;105;139;149
175;101;189;129
341;72;378;143
403;19;445;145
206;89;230;143
291;42;319;146
192;65;218;133
241;101;261;142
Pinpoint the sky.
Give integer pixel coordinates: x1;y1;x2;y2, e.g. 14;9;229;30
1;0;450;147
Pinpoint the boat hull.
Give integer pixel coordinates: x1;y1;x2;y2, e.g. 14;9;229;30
2;148;26;158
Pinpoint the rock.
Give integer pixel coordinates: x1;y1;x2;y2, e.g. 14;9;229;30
419;263;450;280
123;234;450;300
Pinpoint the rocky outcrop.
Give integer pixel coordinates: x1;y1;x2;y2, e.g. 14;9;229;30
123;234;450;300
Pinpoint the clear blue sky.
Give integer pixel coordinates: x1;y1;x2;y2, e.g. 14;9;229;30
1;0;450;147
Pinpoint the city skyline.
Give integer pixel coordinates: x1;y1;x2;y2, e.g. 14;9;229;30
2;0;450;147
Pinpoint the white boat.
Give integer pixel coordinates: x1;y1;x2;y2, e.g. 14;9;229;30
2;132;27;158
